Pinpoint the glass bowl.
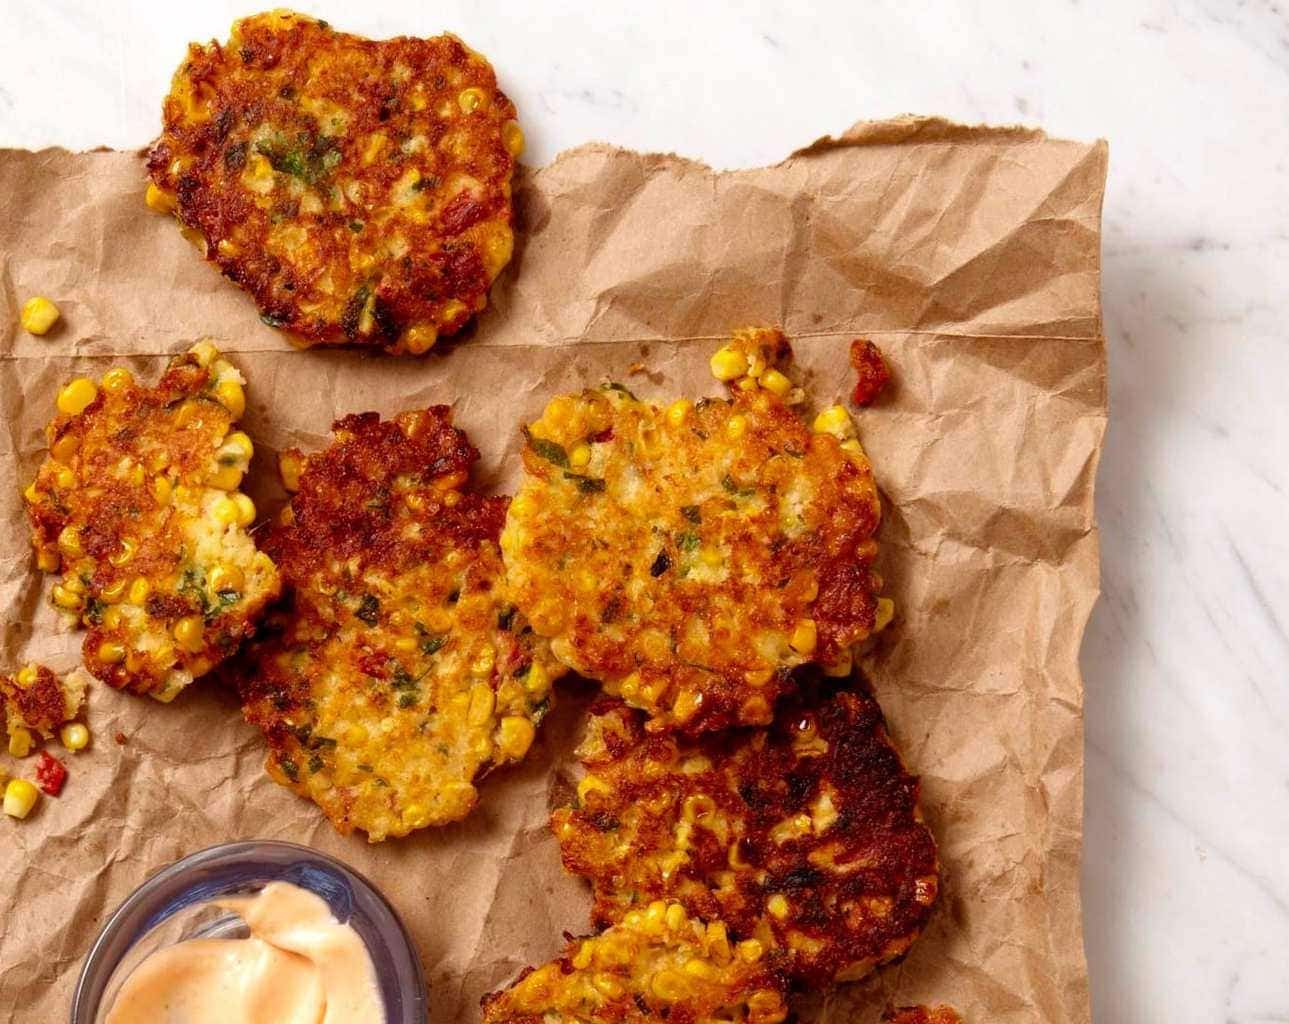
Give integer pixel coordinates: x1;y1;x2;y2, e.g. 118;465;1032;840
70;840;427;1023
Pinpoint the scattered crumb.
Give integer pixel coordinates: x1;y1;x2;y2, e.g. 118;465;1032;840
849;338;891;406
114;731;128;745
882;1005;963;1024
627;361;646;375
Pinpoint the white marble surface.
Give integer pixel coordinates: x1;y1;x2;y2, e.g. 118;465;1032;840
1;1;1286;1020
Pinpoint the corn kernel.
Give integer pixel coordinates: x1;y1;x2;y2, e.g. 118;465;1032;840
57;531;81;564
569;443;591;469
840;438;866;459
402;803;430;828
278;451;304;492
211;496;238;525
102;606;124;630
471;645;496;677
35;548;60;572
874;597;895;633
221;431;253;461
650;969;689;1001
457;86;488;113
683;958;717;979
496;716;536;759
208;463;244;490
760;368;791;396
20;296;61;336
744;665;774;687
128;577;150;605
737;939;764;962
101;367;134;393
789;619;818;655
501;119;525;157
188;340;218;367
438;298;469;326
209;565;244;593
100;577;128;602
52;585;84;611
150;474;173;505
672;687;704;723
145;182;176;214
8;727;33;758
709;346;748;382
108;537;135;567
174;615;205;652
3;779;39;819
467;683;496;727
666;399;692;427
51;433;79;463
591;973;623;999
16;664;38;687
403;324;438;355
812;404;855;439
571;943;594;970
215;379;245;418
57;378;98;416
231;494;255;526
736;376;759;392
767;894;790;919
97;640;127;664
725;414;748;441
665;903;687;931
705;921;731;962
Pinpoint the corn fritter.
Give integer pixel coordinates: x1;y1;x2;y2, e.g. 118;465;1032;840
147;10;521;354
500;329;884;734
236;408;565;841
552;672;939;986
24;342;280;702
481;899;788;1024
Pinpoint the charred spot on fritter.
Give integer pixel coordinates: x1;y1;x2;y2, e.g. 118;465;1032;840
235;408;564;841
551;671;939;987
147;11;522;354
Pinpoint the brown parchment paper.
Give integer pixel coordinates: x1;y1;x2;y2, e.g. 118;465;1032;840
0;116;1106;1024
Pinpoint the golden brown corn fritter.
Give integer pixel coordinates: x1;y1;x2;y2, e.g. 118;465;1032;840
501;329;885;735
552;673;939;987
147;11;521;353
24;342;280;702
481;899;788;1024
236;408;565;841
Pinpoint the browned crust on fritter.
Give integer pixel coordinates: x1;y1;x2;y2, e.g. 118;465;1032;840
552;672;939;987
148;11;519;352
0;665;80;737
883;1006;963;1024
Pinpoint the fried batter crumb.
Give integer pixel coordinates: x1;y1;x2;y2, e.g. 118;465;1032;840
552;671;939;986
1;664;86;741
237;408;565;841
849;338;891;407
147;11;521;354
883;1005;964;1024
501;330;884;734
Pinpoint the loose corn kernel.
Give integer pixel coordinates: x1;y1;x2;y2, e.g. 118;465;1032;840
35;548;60;572
208;464;244;490
215;379;245;418
812;404;855;439
8;728;33;758
501;119;524;157
403;324;438;354
173;615;205;652
278;451;304;492
52;585;84;611
874;597;895;633
97;640;126;664
151;474;173;504
666;399;692;427
737;939;764;962
3;779;39;819
20;296;61;336
57;378;98;416
569;443;591;469
767;894;790;919
789;619;818;655
496;716;536;759
145;182;176;214
760;368;791;396
709;346;749;382
457;86;487;113
127;577;150;605
725;414;748;440
101;367;134;393
209;565;244;593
